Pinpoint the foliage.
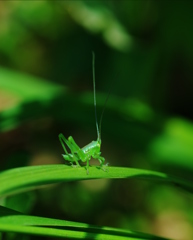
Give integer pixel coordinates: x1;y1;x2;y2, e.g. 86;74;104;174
0;1;193;240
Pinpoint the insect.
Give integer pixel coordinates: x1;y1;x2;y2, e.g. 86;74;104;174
59;52;108;174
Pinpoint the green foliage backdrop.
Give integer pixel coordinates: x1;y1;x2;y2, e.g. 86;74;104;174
0;1;193;239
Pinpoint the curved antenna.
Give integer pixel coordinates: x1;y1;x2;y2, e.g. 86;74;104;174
99;87;111;141
92;52;100;141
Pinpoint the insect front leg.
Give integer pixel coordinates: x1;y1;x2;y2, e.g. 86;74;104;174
92;153;108;172
98;156;108;172
86;158;91;175
58;133;80;167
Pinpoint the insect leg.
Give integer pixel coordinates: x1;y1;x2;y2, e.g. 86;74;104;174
58;133;80;166
68;136;88;162
86;159;90;175
97;156;105;167
92;154;108;172
59;133;71;155
99;156;108;172
68;136;92;174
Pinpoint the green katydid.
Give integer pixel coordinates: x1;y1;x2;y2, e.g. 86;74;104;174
59;52;108;174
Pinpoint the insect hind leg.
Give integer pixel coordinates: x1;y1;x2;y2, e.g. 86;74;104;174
59;133;80;167
59;133;70;155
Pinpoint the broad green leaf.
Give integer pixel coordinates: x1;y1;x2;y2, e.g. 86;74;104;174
0;67;63;131
0;165;192;198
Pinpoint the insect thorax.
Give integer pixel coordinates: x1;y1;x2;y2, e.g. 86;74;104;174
82;140;101;154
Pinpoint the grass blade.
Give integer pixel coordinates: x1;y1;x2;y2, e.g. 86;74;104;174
0;165;192;197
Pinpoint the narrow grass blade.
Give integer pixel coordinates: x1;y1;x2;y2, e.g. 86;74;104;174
0;165;192;197
0;206;168;240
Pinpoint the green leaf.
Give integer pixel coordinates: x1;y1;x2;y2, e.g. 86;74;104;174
0;206;168;240
0;66;64;131
149;118;193;170
0;165;192;198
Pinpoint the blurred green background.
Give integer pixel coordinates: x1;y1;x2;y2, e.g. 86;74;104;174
0;1;193;239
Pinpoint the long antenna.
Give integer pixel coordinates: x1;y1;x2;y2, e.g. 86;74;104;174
99;86;111;141
92;51;100;141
